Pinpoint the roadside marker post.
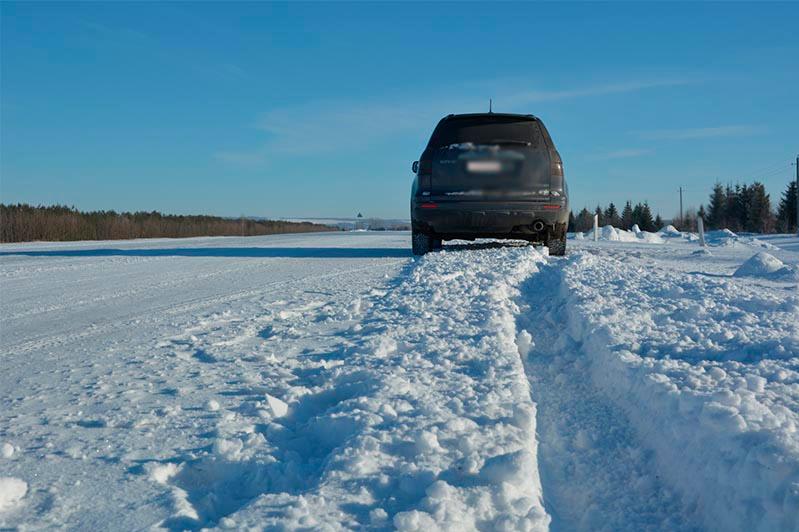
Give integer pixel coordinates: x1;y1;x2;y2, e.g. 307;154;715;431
698;217;706;247
593;214;599;242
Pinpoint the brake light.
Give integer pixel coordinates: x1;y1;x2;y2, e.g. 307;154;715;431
420;202;437;209
542;205;561;210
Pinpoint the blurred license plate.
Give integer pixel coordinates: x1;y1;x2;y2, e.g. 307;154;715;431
467;160;501;173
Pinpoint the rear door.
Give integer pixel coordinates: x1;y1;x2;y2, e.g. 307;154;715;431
426;116;551;202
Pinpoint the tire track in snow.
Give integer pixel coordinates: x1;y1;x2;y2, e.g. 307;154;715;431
0;261;405;360
516;260;699;531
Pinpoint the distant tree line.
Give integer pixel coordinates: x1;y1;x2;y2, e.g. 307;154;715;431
0;204;336;243
568;179;797;235
569;201;663;233
701;181;797;233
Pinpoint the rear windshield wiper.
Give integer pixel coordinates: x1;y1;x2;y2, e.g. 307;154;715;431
484;139;531;146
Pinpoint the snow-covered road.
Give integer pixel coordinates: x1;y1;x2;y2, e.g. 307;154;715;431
1;230;798;530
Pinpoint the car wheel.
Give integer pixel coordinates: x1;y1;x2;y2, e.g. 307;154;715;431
412;230;434;256
546;234;567;256
431;238;443;250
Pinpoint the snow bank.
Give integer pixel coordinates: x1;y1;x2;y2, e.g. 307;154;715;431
659;225;682;237
557;251;799;531
703;229;780;251
0;477;27;513
734;252;798;280
587;225;665;244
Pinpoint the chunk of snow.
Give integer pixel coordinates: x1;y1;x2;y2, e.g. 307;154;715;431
1;443;13;459
414;431;442;454
369;508;388;523
206;399;220;412
0;477;28;512
516;329;534;357
145;462;179;484
265;394;289;418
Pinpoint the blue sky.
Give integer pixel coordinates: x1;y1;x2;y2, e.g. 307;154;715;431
1;2;797;220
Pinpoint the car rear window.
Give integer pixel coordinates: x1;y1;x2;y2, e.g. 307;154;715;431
428;116;541;149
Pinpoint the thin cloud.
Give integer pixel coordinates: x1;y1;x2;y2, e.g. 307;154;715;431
637;125;766;140
506;79;693;105
594;148;653;160
213;148;269;166
217;78;697;164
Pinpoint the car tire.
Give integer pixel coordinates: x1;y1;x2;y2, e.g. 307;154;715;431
431;238;443;251
546;234;567;256
412;230;434;256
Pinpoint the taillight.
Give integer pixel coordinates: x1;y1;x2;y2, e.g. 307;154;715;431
419;159;432;175
551;154;563;178
418;159;432;191
420;202;437;209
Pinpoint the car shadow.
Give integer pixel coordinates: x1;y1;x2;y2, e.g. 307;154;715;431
0;247;412;259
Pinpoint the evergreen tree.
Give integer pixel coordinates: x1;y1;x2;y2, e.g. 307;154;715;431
568;210;576;233
777;181;798;233
654;214;663;230
745;182;774;233
736;184;752;232
575;208;593;232
724;184;739;232
639;202;655;232
603;202;621;228
621;201;634;230
706;183;726;229
631;203;644;229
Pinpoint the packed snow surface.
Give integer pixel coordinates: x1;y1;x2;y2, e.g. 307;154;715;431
2;231;799;530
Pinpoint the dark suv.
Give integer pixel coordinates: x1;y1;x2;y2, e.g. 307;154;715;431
410;113;569;256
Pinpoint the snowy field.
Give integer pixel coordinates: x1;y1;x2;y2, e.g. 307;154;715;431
1;229;798;530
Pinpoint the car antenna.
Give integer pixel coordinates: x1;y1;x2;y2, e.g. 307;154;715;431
489;98;493;113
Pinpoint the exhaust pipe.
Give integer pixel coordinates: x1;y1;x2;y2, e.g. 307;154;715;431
532;220;545;232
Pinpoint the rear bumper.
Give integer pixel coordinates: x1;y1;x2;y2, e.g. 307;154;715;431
411;199;568;236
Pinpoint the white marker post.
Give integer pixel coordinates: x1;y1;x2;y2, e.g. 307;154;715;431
593;214;599;242
698;217;706;247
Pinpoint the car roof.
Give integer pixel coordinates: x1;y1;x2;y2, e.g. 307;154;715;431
439;112;538;122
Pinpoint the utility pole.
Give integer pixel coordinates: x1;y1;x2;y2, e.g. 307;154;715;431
679;186;684;230
795;155;798;235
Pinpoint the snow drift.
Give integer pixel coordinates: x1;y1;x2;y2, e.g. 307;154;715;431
556;250;799;532
734;252;799;281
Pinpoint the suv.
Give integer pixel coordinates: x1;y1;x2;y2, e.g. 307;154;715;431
410;113;569;256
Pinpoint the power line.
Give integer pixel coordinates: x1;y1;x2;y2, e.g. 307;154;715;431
736;161;792;181
754;165;793;180
733;162;793;183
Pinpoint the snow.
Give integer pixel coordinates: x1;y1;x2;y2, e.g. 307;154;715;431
574;225;665;244
0;477;27;513
659;224;682;237
558;236;799;531
734;252;799;280
1;444;13;459
2;230;799;529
